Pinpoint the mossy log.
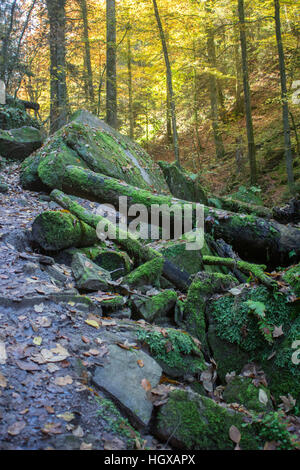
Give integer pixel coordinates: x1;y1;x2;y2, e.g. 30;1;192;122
202;255;275;288
32;210;99;251
59;165;300;266
50;189;191;291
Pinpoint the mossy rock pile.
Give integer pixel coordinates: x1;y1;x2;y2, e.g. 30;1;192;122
20;110;168;192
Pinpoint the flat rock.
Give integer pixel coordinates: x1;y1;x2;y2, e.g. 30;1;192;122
92;344;162;428
71;252;111;291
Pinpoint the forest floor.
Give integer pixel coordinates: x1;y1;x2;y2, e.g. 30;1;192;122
0;164;168;450
150;71;300;207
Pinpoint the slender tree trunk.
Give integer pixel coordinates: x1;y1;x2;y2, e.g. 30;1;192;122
78;0;95;113
166;77;173;144
127;32;134;139
274;0;295;194
106;0;117;128
152;0;180;167
238;0;257;184
46;0;68;133
206;26;225;159
0;0;17;85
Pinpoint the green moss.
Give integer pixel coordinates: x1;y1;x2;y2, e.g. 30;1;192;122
183;272;238;349
95;396;140;449
123;257;164;287
283;264;300;296
208;285;300;400
32;210;98;251
80;246;132;280
159;240;203;276
137;327;205;378
20;153;43;190
223;376;272;412
156;389;259;450
132;290;177;322
99;295;125;310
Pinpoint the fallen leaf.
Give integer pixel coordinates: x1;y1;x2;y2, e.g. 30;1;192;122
8;421;26;436
54;375;73;386
258;389;269;406
42;423;62;435
72;425;84;437
80;442;93;450
57;412;75;422
85;319;100;329
0;373;7;388
137;359;144;368
229;425;241;449
141;378;151;392
103;437;126;450
0;341;7;364
34;303;44;313
272;325;284;338
33;336;43;346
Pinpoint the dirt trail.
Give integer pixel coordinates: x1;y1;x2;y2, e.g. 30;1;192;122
0;164;164;450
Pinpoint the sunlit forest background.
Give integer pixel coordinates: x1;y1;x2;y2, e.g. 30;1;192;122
1;0;300;204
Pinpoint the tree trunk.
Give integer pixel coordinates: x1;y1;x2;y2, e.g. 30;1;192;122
152;0;180;167
127;32;134;139
274;0;295;195
205;2;225;158
46;0;68;133
58;165;300;267
78;0;95;113
106;0;117;128
238;0;257;184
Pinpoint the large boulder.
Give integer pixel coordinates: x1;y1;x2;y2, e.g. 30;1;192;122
20;110;168;191
155;389;259;450
0;126;43;160
158;160;208;204
92;344;162;428
71;252;111;291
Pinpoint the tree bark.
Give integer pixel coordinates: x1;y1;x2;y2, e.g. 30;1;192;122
46;0;68;133
58;165;300;267
78;0;96;113
152;0;180;167
274;0;295;195
106;0;117;128
238;0;257;184
127;32;134;139
205;2;225;159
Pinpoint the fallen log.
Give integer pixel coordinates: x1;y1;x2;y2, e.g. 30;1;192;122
50;189;191;291
59;165;300;267
202;255;275;288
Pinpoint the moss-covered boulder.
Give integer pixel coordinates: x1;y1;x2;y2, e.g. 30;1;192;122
32;210;99;251
123;257;164;288
71;252;111;291
79;245;132;280
183;272;238;350
20;110;168;192
156;238;203;276
132;290;177;322
283;263;300;296
207;285;300;400
155;389;259;450
0;126;43;160
136;326;205;378
158;160;208;204
223;376;273;412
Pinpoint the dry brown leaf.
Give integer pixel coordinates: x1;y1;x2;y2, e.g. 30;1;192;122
0;372;7;388
141;378;151;392
8;421;26;436
54;375;73;386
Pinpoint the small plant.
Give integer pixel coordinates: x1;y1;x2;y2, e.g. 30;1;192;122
254;411;297;450
244;300;274;344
